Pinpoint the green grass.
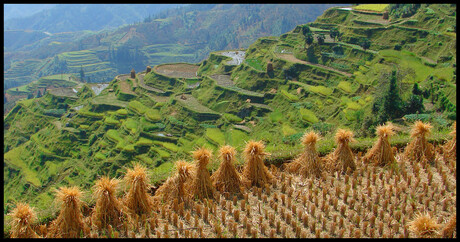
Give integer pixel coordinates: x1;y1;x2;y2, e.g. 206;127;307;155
353;4;388;12
154;141;179;152
151;161;175;184
104;116;120;125
224;113;243;123
128;100;148;115
135;137;155;146
269;110;284;122
206;128;226;146
281;90;300;102
106;129;123;144
307;85;333;96
282;123;297;136
4;143;41;187
145;108;161;121
123;118;139;134
245;59;265;71
378;49;449;83
228;128;250;150
337;81;353;93
299;108;319;123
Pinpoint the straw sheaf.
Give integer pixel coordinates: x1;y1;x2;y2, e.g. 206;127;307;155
302;131;320;146
324;129;356;173
175;160;194;181
124;164;148;184
286;132;323;178
190;147;215;199
193;147;212;166
244;140;268;157
335;129;355;144
219;145;236;162
94;176;119;198
155;160;194;204
242;140;274;187
410;121;432;138
363;124;396;166
8;203;39;238
55;186;83;208
92;176;126;231
211;145;243;196
376;124;395;138
409;212;441;237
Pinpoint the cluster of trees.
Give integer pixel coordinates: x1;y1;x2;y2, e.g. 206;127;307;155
360;70;426;136
389;4;421;19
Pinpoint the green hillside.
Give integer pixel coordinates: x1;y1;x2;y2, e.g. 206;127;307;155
3;3;456;227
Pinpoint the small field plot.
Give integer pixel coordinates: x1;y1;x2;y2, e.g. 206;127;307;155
353;4;388;12
210;74;234;87
154;63;199;79
48;87;78;99
175;94;219;115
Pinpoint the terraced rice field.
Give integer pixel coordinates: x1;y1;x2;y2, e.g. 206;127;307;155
276;53;352;77
154;64;199;79
175;94;219;115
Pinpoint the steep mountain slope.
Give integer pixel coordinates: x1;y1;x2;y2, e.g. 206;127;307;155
4;4;342;93
3;3;456;224
4;4;183;33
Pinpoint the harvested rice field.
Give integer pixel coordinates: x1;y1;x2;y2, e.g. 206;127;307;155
6;122;456;238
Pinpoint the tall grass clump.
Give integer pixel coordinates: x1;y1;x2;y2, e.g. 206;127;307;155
189;147;215;200
403;121;434;164
242;140;274;187
324;129;356;174
285;131;323;178
362;123;396;166
8;203;39;238
123;164;155;217
155;160;194;204
91;176;126;232
211;145;243;197
48;186;86;238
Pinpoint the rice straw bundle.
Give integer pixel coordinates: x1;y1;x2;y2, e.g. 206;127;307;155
362;123;396;166
324;129;356;174
285;131;323;178
47;186;86;238
403;121;434;163
189;147;215;200
91;176;127;232
441;214;456;238
242;140;274;187
8;203;39;238
123;164;155;217
409;212;441;238
155;160;194;204
442;122;456;162
211;145;243;197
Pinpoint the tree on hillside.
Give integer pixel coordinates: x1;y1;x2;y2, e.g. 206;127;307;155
79;66;85;83
304;32;314;49
329;27;339;42
378;70;404;123
361;38;371;50
301;25;311;36
36;90;42;98
317;33;326;45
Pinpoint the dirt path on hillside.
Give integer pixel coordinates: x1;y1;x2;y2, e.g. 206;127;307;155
276;53;352;77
